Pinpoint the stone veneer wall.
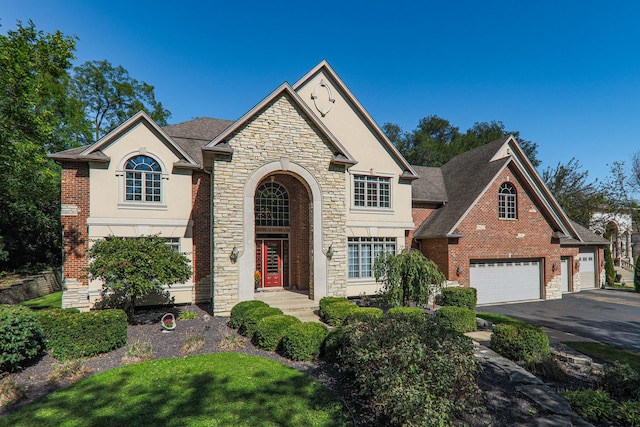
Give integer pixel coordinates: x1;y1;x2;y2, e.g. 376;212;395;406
211;93;347;315
0;270;62;304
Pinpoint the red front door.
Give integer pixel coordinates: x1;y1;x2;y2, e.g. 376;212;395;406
263;240;282;288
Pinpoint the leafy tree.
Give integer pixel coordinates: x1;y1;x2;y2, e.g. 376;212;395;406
87;235;192;316
385;116;539;167
72;60;171;141
0;21;81;271
604;246;616;286
542;158;605;227
374;249;445;307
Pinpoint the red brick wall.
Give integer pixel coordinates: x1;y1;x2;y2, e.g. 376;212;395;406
255;174;311;290
192;171;210;287
61;162;90;286
407;205;436;249
447;166;565;289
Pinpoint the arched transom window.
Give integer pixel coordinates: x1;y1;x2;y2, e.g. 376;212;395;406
255;182;289;227
125;155;162;202
498;182;517;219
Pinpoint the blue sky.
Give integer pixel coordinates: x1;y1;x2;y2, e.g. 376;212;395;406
2;1;640;183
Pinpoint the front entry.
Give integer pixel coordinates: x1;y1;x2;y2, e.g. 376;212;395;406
255;238;289;289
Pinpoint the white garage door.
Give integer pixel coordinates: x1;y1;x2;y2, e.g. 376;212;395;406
561;257;570;292
579;248;597;288
470;259;541;305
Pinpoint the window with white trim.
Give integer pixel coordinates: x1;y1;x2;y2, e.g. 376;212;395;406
353;175;391;208
348;237;396;278
498;182;517;219
125;155;162;202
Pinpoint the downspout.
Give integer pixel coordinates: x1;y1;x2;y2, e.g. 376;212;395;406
208;160;215;314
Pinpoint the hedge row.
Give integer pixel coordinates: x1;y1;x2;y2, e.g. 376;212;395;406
229;300;328;361
36;309;128;360
440;287;477;310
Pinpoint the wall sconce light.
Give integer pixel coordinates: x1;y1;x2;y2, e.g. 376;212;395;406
575;259;580;269
552;262;558;272
325;244;334;260
230;246;239;263
456;266;463;276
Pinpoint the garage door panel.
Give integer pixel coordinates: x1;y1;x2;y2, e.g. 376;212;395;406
578;248;596;288
471;260;541;305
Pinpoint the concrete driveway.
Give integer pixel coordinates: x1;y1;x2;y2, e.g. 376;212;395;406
478;288;640;352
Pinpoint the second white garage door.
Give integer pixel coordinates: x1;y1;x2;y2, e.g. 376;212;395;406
470;259;542;305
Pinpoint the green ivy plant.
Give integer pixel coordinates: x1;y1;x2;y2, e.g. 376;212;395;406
374;249;445;307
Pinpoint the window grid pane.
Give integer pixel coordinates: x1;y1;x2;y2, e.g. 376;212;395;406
348;237;396;279
498;183;517;219
125;155;162;203
353;175;391;209
255;182;289;227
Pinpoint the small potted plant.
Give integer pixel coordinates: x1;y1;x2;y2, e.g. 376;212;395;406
161;313;176;331
254;270;262;288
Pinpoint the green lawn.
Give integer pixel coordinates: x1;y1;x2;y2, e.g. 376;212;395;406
19;292;61;310
0;353;350;427
476;311;529;326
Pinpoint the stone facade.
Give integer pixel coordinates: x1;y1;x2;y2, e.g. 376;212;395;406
211;94;347;315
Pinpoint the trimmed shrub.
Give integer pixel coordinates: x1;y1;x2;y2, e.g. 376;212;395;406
322;301;358;326
345;307;383;324
386;306;426;323
600;361;640;401
36;309;127;360
229;300;269;329
561;388;617;423
321;326;346;364
435;306;477;333
440;287;477;309
281;322;329;361
318;296;348;319
0;305;43;372
254;315;301;351
238;306;283;339
490;322;550;363
337;316;481;426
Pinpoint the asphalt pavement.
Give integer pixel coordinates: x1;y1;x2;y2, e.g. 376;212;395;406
477;288;640;352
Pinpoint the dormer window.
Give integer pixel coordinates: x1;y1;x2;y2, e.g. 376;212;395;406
125;155;162;202
498;182;517;219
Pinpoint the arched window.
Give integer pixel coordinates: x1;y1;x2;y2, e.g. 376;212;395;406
255;182;289;227
125;155;162;202
498;182;517;219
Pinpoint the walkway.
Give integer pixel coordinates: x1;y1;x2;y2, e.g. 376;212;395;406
253;290;320;323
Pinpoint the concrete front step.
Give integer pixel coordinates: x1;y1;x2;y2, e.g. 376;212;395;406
254;290;321;322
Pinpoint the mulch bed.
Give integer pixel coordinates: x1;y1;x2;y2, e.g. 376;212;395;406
0;305;597;426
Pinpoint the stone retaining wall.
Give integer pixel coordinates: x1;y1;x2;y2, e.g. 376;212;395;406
0;270;62;304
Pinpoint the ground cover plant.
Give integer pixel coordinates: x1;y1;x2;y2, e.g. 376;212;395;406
0;353;350;427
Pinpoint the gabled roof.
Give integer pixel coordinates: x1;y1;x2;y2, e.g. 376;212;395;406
562;220;610;246
413;136;586;242
164;117;234;166
293;60;418;180
49;111;201;168
203;82;357;166
411;165;447;203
